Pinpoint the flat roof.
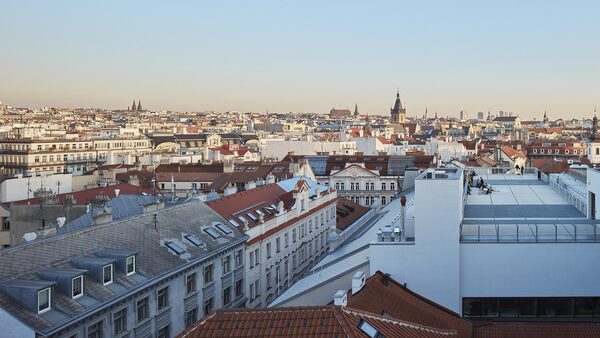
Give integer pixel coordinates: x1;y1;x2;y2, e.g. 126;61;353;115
465;174;584;219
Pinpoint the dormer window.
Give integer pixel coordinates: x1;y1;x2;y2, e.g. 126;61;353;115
72;275;84;299
38;288;51;314
102;264;113;285
126;256;136;276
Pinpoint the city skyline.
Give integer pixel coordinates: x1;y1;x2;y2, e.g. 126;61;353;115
1;0;599;117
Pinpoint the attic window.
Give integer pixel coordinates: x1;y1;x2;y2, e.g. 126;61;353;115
215;223;233;235
204;228;222;239
166;241;186;255
126;256;136;276
269;204;278;209
246;212;258;221
255;209;265;217
72;275;84;299
38;288;51;314
237;216;248;224
358;320;379;338
185;234;204;247
228;219;240;227
102;264;113;285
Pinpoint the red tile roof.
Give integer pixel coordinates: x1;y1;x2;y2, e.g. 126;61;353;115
206;183;293;228
178;305;458;338
347;271;472;338
336;197;370;231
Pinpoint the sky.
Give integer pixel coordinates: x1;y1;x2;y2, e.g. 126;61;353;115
1;1;599;118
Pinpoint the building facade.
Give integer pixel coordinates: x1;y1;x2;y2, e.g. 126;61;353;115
207;177;337;307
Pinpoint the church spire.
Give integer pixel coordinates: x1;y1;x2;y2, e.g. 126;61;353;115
354;103;359;117
132;99;136;111
592;108;598;141
137;100;142;111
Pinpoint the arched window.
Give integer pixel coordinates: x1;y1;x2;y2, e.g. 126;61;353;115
596;148;599;156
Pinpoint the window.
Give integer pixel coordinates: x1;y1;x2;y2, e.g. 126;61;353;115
204;264;214;284
235;249;243;267
72;275;84;299
186;273;197;294
358;320;379;338
113;308;127;335
87;321;103;338
254;248;260;264
235;279;243;298
126;255;136;275
249;251;255;268
136;297;149;322
390;182;395;190
1;217;10;231
157;325;170;338
284;233;289;247
266;242;272;258
292;229;297;242
266;270;272;289
381;196;387;205
381;182;386;190
157;287;169;310
38;288;51;314
276;237;281;253
185;234;203;247
185;307;197;328
223;286;231;305
222;255;231;274
203;297;213;315
102;264;113;285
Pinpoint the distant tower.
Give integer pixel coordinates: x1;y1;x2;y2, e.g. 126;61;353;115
137;100;142;111
424;107;428;119
390;90;406;124
132;99;136;111
364;114;373;136
542;110;549;126
354;103;359;118
588;110;600;164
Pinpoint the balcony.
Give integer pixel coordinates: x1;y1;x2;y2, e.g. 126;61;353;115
461;222;600;243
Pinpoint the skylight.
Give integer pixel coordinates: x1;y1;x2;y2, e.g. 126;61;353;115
358;320;379;338
166;241;186;255
228;219;240;227
246;212;258;221
255;209;265;217
215;222;233;235
269;204;277;209
237;215;248;224
185;234;204;247
203;227;221;239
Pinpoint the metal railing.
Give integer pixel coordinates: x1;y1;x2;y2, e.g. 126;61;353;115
461;223;600;243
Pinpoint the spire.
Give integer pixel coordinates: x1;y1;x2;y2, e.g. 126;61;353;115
354;103;359;117
137;100;142;111
132;99;136;111
592;108;598;141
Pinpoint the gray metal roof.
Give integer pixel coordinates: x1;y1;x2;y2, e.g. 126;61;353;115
0;200;248;335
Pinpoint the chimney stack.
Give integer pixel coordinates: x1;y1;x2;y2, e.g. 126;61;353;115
400;195;406;241
333;290;347;307
352;271;366;294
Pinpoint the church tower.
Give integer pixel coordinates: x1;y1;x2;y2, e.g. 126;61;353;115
137;100;142;111
354;103;359;118
131;99;136;111
390;90;406;124
588;110;600;164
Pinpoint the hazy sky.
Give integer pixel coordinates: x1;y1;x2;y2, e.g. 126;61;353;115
1;1;599;118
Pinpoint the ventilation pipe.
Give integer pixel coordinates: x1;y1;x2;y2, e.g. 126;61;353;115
400;195;406;241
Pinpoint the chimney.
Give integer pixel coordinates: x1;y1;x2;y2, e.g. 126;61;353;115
114;188;120;197
333;290;347;307
224;185;238;196
400;195;406;241
245;181;256;190
381;273;391;287
265;174;276;184
352;271;366;294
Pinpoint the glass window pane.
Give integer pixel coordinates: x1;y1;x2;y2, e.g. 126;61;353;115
462;298;481;317
499;298;518;317
518;298;536;317
557;298;574;317
480;298;499;317
575;297;595;317
537;298;556;317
